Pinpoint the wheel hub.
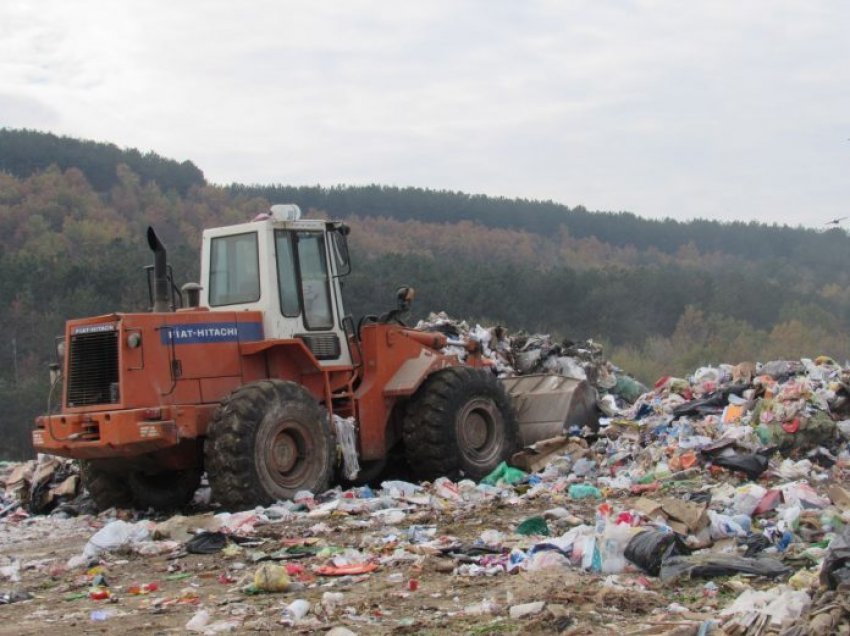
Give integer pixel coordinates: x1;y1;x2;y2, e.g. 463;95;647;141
465;411;489;449
457;399;500;459
271;431;299;473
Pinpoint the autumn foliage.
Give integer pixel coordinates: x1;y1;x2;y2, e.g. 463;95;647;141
2;130;850;458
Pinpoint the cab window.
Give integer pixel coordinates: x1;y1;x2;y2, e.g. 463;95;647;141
296;232;333;330
208;232;260;306
274;231;300;317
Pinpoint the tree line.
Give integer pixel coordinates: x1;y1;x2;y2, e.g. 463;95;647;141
1;129;849;459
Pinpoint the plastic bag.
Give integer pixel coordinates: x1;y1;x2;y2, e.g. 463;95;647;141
253;563;291;592
612;375;648;403
580;536;601;572
568;484;601;500
524;550;570;572
781;481;830;509
185;531;228;554
820;526;850;589
712;453;769;480
600;523;633;574
732;484;768;516
480;461;526;486
719;586;811;627
741;533;772;557
83;520;151;558
380;480;422;498
516;516;549;536
624;530;691;576
571;458;597;477
659;554;791;582
433;477;462;501
707;510;749;539
333;415;360;481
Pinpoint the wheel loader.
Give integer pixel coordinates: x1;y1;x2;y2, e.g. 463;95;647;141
33;205;597;510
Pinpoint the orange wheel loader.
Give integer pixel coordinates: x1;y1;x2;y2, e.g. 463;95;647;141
33;205;597;510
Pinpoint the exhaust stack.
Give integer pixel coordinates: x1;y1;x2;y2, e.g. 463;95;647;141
147;227;171;313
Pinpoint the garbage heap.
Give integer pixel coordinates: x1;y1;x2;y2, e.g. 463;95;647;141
415;311;647;404
0;456;85;519
3;350;850;633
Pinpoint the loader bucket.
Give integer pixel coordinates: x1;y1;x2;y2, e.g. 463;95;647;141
500;374;599;446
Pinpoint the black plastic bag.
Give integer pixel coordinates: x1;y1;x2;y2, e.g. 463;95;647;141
683;491;712;505
740;533;772;557
672;394;726;417
660;554;791;582
820;527;850;589
185;531;228;554
712;454;769;480
624;530;691;576
672;385;749;417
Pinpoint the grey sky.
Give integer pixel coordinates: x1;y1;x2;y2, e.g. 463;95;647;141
1;1;848;227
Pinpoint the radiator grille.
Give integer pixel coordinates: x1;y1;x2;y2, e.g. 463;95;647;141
67;330;119;406
296;333;341;360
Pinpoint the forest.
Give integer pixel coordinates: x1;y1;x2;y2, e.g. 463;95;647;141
2;128;849;459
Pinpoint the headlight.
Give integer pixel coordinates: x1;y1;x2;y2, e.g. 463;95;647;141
56;339;65;360
127;332;142;348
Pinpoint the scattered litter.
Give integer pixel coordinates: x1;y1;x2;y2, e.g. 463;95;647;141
4;348;850;632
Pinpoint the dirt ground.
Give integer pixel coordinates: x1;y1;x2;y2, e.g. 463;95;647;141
0;489;764;636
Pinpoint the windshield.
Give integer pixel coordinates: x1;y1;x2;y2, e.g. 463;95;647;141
296;231;333;330
274;230;334;330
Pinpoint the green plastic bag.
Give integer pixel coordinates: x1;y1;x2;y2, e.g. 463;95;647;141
516;516;550;536
480;461;526;486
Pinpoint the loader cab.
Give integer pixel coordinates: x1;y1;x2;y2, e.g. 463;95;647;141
199;205;353;367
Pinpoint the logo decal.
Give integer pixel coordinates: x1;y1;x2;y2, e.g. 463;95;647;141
73;323;117;335
160;322;263;345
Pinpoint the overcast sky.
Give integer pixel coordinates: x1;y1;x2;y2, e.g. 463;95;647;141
1;1;848;227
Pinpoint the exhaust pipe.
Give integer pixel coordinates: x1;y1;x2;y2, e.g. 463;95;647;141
147;227;171;313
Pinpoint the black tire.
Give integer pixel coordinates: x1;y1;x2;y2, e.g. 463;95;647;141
80;460;134;511
403;366;518;481
205;380;335;510
127;468;202;511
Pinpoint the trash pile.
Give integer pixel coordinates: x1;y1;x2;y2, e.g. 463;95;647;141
2;355;850;633
415;311;647;404
0;456;87;519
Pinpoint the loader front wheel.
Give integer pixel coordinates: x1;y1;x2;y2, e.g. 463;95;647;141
205;380;335;510
80;461;134;511
403;367;518;481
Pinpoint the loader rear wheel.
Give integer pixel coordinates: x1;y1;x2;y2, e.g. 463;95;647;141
403;367;518;481
205;380;335;510
128;468;202;511
80;461;133;511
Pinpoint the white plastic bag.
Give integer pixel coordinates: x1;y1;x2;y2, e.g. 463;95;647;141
333;415;360;481
732;484;767;516
83;520;151;558
707;510;748;540
600;523;632;574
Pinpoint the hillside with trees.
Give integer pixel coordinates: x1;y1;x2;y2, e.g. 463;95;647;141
1;128;849;459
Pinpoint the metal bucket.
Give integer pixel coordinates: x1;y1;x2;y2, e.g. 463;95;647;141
501;374;599;446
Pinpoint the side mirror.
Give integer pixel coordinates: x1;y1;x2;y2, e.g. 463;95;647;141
330;225;351;276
